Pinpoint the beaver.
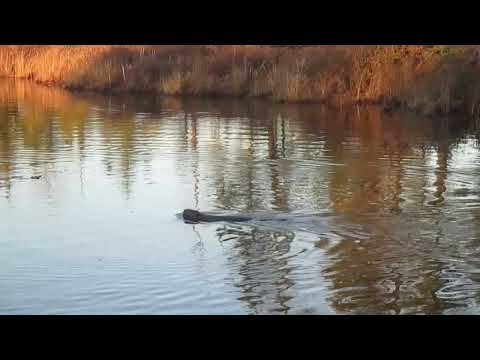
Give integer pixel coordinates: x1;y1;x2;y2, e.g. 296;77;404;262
182;209;252;224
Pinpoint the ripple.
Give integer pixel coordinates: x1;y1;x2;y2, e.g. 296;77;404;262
3;80;480;314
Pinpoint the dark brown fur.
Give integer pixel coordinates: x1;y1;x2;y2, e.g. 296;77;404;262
182;209;251;224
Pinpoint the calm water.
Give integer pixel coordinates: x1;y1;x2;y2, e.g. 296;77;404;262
2;80;480;314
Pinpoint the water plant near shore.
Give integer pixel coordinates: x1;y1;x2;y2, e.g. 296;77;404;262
1;45;479;116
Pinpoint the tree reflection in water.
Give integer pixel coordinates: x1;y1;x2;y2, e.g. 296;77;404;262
3;80;480;314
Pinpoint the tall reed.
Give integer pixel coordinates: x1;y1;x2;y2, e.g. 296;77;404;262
1;45;479;116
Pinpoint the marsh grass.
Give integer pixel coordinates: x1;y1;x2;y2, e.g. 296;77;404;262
1;45;480;115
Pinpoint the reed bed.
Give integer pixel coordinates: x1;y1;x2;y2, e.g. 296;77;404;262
1;45;480;116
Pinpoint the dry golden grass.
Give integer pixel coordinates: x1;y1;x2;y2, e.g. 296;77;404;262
1;45;480;115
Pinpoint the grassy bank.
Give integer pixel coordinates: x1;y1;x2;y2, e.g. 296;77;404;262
1;45;480;116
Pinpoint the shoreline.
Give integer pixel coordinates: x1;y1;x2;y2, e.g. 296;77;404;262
1;45;479;118
0;76;454;120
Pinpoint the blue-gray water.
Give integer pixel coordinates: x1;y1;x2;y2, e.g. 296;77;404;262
2;80;480;314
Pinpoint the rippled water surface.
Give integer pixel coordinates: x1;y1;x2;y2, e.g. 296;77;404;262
2;80;480;314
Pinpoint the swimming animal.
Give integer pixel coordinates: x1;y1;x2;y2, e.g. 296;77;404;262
180;209;339;238
182;209;252;224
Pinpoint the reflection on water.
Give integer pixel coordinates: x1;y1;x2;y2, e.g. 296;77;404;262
2;80;480;314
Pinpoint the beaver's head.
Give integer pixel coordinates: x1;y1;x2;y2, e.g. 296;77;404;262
182;209;202;223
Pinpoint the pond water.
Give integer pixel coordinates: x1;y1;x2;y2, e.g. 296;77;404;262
2;79;480;314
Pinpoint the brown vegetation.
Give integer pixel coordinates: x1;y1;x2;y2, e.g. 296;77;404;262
1;45;480;116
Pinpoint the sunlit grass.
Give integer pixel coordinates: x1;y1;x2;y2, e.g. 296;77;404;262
1;45;479;115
